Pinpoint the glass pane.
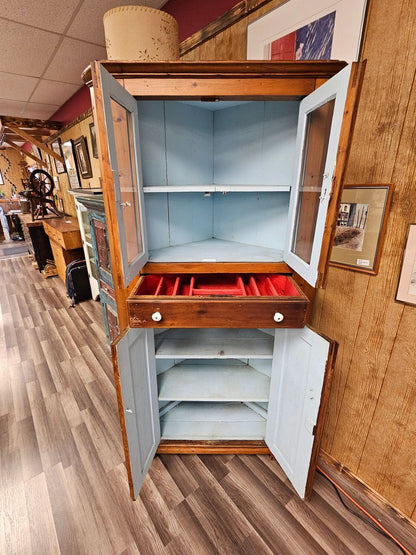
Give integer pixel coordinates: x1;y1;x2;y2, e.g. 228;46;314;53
111;98;143;264
291;99;335;264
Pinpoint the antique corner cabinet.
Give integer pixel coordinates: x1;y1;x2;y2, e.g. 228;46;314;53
83;60;364;501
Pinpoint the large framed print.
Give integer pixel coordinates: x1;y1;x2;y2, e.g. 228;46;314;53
247;0;367;62
61;139;81;189
330;184;394;274
396;224;416;306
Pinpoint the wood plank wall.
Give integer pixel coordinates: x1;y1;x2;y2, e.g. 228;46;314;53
182;0;416;521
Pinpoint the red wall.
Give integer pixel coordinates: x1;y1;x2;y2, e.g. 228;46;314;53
163;0;238;42
50;85;92;125
51;0;239;124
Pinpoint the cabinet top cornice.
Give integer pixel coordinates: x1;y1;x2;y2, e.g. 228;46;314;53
82;60;347;87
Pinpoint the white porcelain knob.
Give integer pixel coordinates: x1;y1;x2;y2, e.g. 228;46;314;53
273;312;284;323
152;311;162;322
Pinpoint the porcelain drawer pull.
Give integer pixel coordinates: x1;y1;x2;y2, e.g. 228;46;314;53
273;312;284;323
152;311;162;322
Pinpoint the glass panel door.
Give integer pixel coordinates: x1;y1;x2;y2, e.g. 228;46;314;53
284;65;353;287
99;66;148;286
291;99;335;264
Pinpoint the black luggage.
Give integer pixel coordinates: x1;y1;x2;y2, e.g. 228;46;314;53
65;258;92;307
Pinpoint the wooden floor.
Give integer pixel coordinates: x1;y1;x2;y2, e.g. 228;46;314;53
0;253;407;554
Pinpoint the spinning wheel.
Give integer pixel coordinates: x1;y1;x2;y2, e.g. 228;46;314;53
30;169;54;198
20;169;65;220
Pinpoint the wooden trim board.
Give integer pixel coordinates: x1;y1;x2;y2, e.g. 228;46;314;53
157;440;270;454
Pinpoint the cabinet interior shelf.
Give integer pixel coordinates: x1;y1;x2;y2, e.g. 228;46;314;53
160;401;266;440
158;360;270;402
149;238;284;263
155;329;274;359
143;184;291;193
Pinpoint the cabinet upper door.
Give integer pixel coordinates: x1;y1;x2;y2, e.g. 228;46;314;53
113;328;160;499
99;66;148;287
284;64;358;287
265;327;336;499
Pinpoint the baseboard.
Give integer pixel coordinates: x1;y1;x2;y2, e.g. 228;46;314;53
318;451;416;551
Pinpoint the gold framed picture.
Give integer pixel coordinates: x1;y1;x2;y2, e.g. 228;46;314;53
330;184;394;274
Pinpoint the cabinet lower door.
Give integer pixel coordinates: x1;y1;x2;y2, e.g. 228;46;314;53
113;328;160;499
266;327;336;499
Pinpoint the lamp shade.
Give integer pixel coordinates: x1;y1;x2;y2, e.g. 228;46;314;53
103;6;179;61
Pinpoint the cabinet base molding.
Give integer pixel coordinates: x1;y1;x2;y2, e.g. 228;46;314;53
157;440;271;454
319;451;416;549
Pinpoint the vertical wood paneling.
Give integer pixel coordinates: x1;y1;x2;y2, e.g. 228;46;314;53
311;0;416;518
180;0;416;521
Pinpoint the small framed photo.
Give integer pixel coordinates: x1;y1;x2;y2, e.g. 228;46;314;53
396;224;416;306
32;145;42;160
73;135;93;179
330;184;394;274
51;139;66;174
61;139;81;189
89;122;98;158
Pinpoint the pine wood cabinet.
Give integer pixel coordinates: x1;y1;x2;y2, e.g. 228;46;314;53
42;217;83;282
85;60;363;501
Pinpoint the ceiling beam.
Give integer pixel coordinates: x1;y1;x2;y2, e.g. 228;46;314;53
6;123;64;164
4;137;48;168
0;115;62;131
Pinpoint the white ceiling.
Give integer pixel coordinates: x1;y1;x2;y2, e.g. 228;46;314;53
0;0;167;121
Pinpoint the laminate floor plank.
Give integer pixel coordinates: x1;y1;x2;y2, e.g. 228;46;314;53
221;457;327;554
107;463;167;554
21;359;37;383
171;498;220;554
159;454;200;497
139;474;184;546
1;255;413;554
147;455;185;510
45;462;84;555
17;415;43;481
24;472;61;554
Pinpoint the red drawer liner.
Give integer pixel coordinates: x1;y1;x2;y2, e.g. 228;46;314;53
135;274;301;297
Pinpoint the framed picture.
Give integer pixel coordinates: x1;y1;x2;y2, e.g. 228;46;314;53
396;224;416;306
51;139;66;174
247;0;367;62
89;122;98;158
32;145;42;160
0;169;3;185
61;139;81;189
53;175;60;192
73;136;93;179
330;184;394;274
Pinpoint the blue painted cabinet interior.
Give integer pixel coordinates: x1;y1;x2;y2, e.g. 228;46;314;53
137;100;299;257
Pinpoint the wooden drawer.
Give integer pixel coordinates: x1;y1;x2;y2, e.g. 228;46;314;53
43;219;82;250
128;273;308;328
100;279;116;301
